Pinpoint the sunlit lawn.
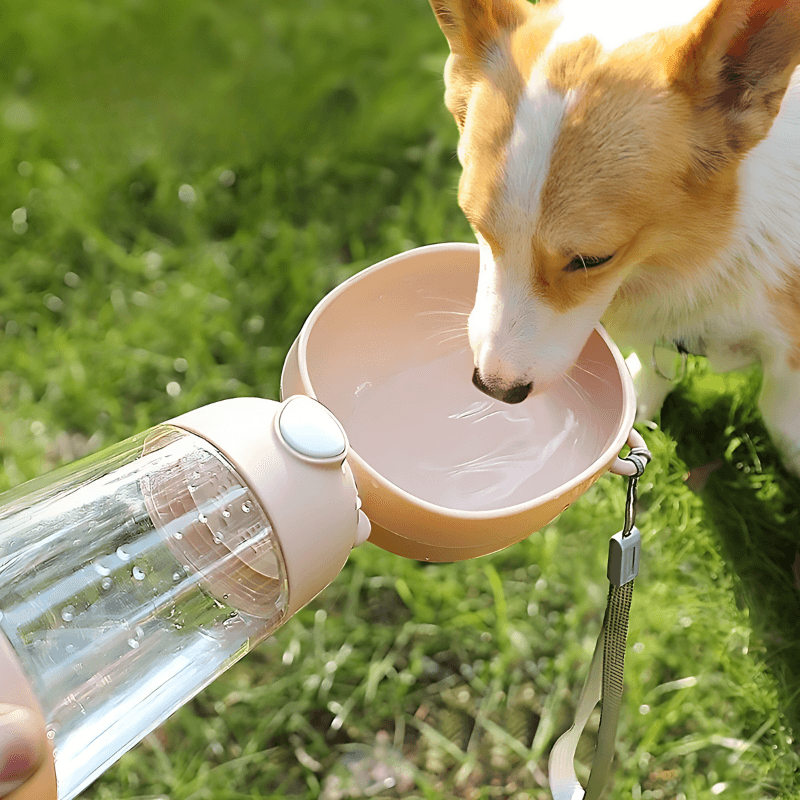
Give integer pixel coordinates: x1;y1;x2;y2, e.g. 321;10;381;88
2;1;800;798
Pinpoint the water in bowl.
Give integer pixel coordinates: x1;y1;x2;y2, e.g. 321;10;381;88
342;347;605;512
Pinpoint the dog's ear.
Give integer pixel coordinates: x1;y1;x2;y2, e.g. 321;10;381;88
429;0;532;59
429;0;533;130
667;0;800;180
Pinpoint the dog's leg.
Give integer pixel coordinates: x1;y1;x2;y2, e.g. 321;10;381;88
630;352;673;421
610;330;674;421
759;354;800;478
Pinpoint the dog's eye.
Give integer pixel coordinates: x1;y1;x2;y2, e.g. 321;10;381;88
564;254;614;272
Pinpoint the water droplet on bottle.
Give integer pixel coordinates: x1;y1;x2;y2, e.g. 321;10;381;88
101;577;113;591
188;484;197;493
93;561;111;577
174;530;183;540
213;532;224;544
172;571;181;582
132;566;146;581
242;500;253;513
127;638;140;649
222;508;231;518
61;606;75;622
116;546;131;562
198;513;208;524
65;644;75;654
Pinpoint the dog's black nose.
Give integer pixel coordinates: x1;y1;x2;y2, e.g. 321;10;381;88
472;369;533;404
472;368;490;396
501;381;534;404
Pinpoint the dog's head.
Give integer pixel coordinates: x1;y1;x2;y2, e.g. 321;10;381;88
430;0;800;403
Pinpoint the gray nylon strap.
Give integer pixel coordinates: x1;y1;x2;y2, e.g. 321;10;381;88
548;576;635;799
548;631;604;800
586;582;634;799
548;439;648;800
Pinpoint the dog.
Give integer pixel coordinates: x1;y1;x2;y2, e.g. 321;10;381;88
428;0;800;475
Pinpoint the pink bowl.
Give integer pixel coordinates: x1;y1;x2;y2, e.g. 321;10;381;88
282;243;636;561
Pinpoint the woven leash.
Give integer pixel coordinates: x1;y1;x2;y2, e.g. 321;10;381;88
549;436;651;800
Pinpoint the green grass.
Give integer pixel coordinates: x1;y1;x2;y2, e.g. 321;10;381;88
2;1;800;798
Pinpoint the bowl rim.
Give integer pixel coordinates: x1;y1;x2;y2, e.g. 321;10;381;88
295;241;637;522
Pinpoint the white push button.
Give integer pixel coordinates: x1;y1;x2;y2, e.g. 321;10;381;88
355;510;371;545
279;396;346;460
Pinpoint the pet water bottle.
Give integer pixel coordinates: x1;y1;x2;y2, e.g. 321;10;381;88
0;396;370;800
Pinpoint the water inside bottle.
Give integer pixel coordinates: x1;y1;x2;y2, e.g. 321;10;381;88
0;427;287;800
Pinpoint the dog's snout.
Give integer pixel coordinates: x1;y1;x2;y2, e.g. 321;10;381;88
472;368;533;404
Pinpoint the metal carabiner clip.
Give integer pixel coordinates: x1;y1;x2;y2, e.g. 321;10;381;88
610;429;652;480
622;445;650;536
610;428;651;536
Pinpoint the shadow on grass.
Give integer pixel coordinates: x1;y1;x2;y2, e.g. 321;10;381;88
660;364;800;737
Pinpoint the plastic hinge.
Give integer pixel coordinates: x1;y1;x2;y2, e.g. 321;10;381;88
607;527;641;586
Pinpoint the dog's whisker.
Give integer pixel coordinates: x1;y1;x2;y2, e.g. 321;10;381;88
569;363;614;389
421;295;474;312
417;309;470;318
570;364;606;382
433;334;470;346
426;323;467;335
579;358;622;370
425;326;468;340
562;373;600;410
561;373;592;406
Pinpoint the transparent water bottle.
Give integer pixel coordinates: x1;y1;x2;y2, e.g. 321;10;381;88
0;396;370;800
